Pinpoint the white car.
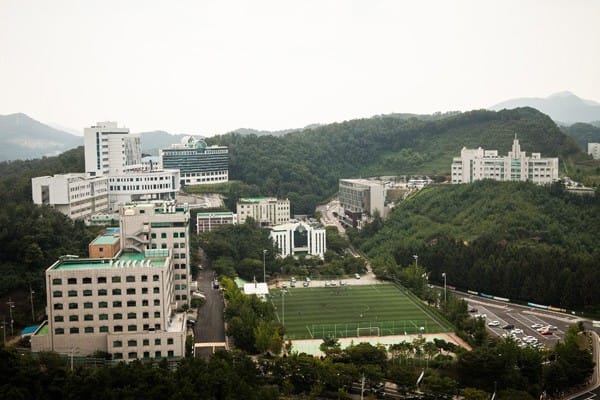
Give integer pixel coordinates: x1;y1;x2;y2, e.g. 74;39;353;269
511;328;524;335
531;323;544;329
487;320;500;327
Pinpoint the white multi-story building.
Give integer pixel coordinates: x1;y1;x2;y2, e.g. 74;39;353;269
196;212;237;233
270;221;326;259
338;179;388;228
120;201;190;303
588;143;600;160
31;173;109;220
451;136;559;184
237;197;290;226
84;122;142;176
160;136;229;185
30;248;188;362
107;170;180;211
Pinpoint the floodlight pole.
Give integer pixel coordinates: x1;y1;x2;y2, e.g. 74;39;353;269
263;249;267;284
442;273;447;304
413;254;418;268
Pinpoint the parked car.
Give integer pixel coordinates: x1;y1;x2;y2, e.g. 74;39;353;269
355;273;361;279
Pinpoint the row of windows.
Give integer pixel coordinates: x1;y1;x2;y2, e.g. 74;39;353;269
52;275;160;285
114;338;174;347
54;324;161;334
113;350;175;360
150;232;185;238
53;299;160;310
54;311;160;322
53;287;160;297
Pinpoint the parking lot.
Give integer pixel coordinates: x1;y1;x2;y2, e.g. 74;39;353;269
464;295;582;349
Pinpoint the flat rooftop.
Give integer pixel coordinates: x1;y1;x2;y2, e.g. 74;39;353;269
51;250;168;271
196;212;233;217
90;233;120;246
238;197;278;203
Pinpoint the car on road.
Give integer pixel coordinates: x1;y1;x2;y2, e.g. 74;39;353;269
355;273;360;279
302;281;309;287
502;324;515;330
531;323;544;329
540;330;553;335
546;325;558;331
186;318;196;327
487;320;500;327
511;328;524;335
468;307;478;313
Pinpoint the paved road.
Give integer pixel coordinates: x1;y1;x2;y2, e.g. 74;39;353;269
192;268;226;357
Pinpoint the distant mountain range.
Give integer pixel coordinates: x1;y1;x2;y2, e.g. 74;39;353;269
490;91;600;125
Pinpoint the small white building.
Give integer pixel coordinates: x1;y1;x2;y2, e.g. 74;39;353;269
31;173;109;220
270;221;326;259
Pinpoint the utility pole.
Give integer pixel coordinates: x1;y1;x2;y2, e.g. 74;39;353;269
7;298;15;336
30;284;35;322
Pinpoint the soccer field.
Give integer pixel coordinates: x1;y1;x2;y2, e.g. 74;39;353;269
269;283;452;340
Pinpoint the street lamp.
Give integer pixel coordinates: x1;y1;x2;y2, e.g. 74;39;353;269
442;273;447;304
262;249;267;284
413;254;418;268
281;289;287;328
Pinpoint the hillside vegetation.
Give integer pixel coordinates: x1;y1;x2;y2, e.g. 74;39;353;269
352;180;600;311
210;107;585;213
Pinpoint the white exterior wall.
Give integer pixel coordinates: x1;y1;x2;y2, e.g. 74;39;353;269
34;253;187;362
451;138;559;184
107;169;180;211
120;202;191;304
588;143;600;160
237;198;290;226
31;174;109;220
85;122;141;177
270;222;326;259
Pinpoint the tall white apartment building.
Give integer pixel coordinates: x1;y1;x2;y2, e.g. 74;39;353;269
588;143;600;160
237;197;290;226
84;122;142;176
270;221;326;259
120;201;190;303
30;248;188;362
451;136;559;184
31;173;109;220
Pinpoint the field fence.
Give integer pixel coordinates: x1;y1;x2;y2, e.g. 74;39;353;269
307;320;432;339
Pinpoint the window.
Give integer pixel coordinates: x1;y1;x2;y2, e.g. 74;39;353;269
113;313;122;320
83;277;92;284
84;314;93;321
141;275;148;282
167;338;174;345
142;312;149;319
168;350;174;358
70;327;79;334
153;299;160;306
69;315;79;322
161;243;168;249
113;301;122;307
114;353;123;360
68;278;77;285
153;275;159;282
84;327;94;333
83;289;92;297
142;300;149;306
99;301;108;308
68;290;77;297
174;274;180;280
154;351;161;358
161;233;167;238
53;291;62;298
54;303;63;310
143;351;150;359
126;275;135;283
126;288;136;295
54;316;64;322
112;276;121;283
128;325;137;332
97;276;107;284
99;313;108;320
114;325;123;332
180;232;185;238
143;323;150;330
84;302;93;309
154;324;161;330
112;288;121;295
68;303;78;309
127;300;136;307
154;311;160;318
99;326;108;333
128;352;137;359
142;288;148;294
52;278;62;285
173;232;178;238
128;339;137;347
151;233;156;239
113;340;123;348
153;287;160;294
154;338;161;345
98;289;107;296
55;328;64;335
127;312;136;319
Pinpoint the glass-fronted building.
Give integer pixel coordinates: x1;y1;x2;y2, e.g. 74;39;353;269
160;137;228;185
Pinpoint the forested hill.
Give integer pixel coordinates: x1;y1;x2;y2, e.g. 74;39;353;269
210;107;582;213
353;180;600;311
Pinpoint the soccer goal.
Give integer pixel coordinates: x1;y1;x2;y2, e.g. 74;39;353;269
356;326;380;337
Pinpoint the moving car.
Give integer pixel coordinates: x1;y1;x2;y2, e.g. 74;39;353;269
502;324;515;330
487;320;500;327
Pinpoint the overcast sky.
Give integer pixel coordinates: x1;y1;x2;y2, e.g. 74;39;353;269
1;0;599;136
